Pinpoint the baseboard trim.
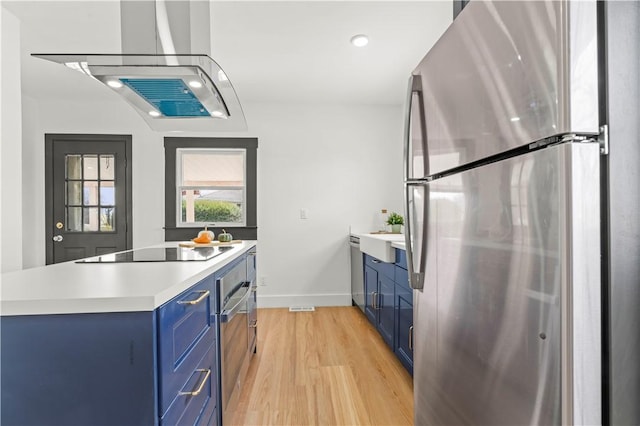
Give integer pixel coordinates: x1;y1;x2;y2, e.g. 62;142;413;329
257;293;351;308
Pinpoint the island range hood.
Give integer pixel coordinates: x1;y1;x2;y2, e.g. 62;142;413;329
34;0;246;131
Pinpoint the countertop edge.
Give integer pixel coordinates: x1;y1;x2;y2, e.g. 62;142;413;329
391;241;406;250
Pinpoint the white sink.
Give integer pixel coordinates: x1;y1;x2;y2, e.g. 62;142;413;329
359;234;405;262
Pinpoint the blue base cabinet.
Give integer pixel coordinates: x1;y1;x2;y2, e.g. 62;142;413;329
1;274;223;426
364;264;377;325
378;273;395;347
362;249;414;375
158;276;218;425
1;311;158;426
394;249;414;374
364;255;394;348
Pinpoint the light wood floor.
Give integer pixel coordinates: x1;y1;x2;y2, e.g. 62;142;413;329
227;306;414;426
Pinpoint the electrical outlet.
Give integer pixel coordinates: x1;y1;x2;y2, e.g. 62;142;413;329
259;276;267;286
300;208;308;219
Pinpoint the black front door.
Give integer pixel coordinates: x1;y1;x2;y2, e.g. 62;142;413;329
45;134;132;264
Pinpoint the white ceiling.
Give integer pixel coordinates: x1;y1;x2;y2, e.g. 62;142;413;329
3;0;452;106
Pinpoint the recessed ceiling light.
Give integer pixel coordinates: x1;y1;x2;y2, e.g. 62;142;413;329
211;110;225;117
107;80;123;89
351;34;369;47
188;80;203;89
510;116;521;122
148;110;161;117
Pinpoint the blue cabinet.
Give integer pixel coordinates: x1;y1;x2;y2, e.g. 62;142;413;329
364;264;378;324
1;311;157;426
158;276;215;416
378;273;395;347
0;249;264;426
157;275;218;425
361;249;414;375
395;280;414;374
394;249;413;374
363;254;394;348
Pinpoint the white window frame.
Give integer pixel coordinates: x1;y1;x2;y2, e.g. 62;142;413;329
175;148;247;228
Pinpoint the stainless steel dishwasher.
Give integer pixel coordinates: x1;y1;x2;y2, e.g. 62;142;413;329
219;258;251;425
349;235;365;312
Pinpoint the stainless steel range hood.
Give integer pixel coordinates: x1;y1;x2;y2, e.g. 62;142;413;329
33;0;246;131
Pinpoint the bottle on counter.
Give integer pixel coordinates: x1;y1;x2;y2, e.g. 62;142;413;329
380;209;388;232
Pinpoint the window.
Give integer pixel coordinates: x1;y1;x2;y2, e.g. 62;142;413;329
164;137;257;241
177;149;246;227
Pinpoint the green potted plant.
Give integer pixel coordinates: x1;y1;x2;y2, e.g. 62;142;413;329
387;212;404;233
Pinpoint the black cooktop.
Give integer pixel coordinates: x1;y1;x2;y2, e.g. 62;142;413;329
76;246;235;263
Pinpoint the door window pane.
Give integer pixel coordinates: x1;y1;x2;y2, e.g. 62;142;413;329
67;207;82;231
83;208;99;231
101;207;115;231
64;153;117;233
100;155;115;180
84;155;98;179
66;155;81;179
100;182;115;205
67;181;82;205
83;181;99;205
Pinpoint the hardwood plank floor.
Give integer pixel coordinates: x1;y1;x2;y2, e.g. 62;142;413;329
227;307;414;425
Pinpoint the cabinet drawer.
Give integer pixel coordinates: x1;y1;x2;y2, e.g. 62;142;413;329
364;254;394;279
395;265;410;290
395;249;407;269
158;277;215;415
161;343;217;426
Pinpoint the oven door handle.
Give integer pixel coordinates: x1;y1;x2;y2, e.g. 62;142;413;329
220;283;251;323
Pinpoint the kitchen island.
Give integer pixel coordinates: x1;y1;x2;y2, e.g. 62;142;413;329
1;241;257;426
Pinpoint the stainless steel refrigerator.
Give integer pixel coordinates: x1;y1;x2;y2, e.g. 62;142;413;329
403;1;602;424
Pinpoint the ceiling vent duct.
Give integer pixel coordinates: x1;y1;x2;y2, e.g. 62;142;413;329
33;0;246;131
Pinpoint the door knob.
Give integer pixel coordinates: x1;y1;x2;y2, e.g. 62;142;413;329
52;235;64;242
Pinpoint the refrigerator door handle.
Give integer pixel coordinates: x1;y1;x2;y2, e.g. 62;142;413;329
404;182;427;290
403;75;427;181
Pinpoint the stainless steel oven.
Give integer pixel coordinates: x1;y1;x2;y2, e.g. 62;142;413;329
246;250;257;354
219;258;251;425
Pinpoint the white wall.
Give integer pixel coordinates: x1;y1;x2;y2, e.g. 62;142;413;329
21;95;43;269
1;8;24;273
16;96;403;307
249;102;404;307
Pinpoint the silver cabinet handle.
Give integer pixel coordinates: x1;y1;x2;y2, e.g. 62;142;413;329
373;291;379;310
371;259;381;264
178;369;211;396
177;290;210;305
52;235;64;242
409;325;414;351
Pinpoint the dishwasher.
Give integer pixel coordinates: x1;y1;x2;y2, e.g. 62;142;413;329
219;258;251;425
349;235;365;312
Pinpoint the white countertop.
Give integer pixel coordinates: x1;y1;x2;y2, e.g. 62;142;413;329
0;241;256;316
351;232;404;241
392;241;406;250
